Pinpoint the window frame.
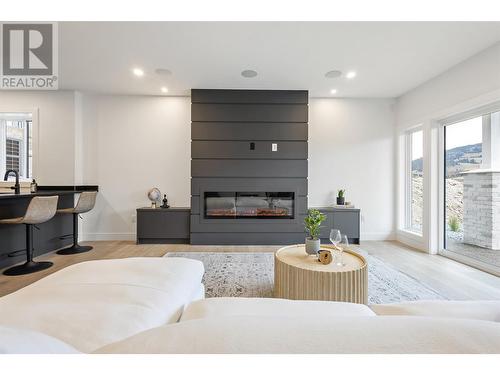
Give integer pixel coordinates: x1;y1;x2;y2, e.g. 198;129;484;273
0;109;38;182
404;127;424;234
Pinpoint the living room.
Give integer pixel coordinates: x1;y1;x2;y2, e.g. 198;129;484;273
1;0;500;371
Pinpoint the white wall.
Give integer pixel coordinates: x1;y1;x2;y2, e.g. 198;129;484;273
0;90;76;185
309;98;396;240
77;95;397;240
80;95;191;240
83;96;397;240
396;42;500;127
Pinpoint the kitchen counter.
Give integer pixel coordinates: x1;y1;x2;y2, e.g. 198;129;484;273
0;185;98;199
0;186;98;270
0;190;84;200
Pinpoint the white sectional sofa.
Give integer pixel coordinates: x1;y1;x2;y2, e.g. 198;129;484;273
0;257;205;353
1;258;500;354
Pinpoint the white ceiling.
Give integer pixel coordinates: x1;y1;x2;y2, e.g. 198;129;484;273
59;22;500;98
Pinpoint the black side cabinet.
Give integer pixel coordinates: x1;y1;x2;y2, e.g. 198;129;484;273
136;207;190;244
316;207;361;245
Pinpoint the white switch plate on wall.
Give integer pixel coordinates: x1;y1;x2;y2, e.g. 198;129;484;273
272;143;278;151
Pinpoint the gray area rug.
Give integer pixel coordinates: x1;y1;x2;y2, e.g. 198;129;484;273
165;251;446;304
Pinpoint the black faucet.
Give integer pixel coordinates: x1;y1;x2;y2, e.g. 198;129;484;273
4;170;20;194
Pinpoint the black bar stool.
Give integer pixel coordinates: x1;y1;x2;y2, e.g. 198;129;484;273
1;196;59;276
56;191;97;255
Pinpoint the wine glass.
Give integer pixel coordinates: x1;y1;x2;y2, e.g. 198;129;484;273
329;229;341;250
337;235;349;266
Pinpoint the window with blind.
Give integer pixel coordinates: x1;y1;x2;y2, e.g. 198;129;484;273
5;139;21;172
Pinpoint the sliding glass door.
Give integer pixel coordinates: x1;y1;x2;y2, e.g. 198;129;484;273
441;109;500;274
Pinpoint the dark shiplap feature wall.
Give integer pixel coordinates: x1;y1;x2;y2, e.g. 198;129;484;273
192;122;307;141
191;89;308;104
192;104;308;122
190;89;308;245
192;160;308;178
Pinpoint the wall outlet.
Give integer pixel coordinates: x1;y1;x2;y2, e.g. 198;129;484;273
131;214;136;223
272;143;278;152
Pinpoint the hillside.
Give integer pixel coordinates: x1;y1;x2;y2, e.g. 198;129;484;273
411;143;482;175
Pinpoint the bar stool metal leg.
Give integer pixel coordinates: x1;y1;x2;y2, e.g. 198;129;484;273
3;224;54;276
56;213;93;255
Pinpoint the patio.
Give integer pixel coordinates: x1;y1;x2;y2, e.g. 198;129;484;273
445;237;500;269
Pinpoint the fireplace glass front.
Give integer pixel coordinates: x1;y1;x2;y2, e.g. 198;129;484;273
204;192;294;219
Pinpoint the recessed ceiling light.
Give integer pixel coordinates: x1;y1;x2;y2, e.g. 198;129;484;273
325;70;342;78
155;68;172;76
330;89;338;95
132;68;144;77
241;70;258;78
161;87;168;93
346;71;357;79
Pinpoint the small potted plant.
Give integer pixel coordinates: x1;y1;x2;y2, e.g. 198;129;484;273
304;209;326;255
337;189;346;205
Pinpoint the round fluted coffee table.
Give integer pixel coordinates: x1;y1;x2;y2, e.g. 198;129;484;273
274;244;368;304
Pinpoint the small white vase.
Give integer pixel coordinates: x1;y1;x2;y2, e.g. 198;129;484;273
305;238;320;255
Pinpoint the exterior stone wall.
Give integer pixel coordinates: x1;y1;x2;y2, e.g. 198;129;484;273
463;171;500;250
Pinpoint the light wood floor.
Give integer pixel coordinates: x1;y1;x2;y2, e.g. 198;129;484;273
1;240;500;300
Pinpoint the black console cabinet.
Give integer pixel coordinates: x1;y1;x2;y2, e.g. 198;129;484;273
315;207;361;245
136;207;190;244
136;206;360;245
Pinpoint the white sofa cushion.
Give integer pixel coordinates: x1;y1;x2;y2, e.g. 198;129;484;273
0;325;80;354
180;297;375;321
371;300;500;322
0;257;204;353
95;315;500;354
190;284;206;301
22;257;202;292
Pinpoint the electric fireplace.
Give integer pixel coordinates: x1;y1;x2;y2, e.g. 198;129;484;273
204;192;294;219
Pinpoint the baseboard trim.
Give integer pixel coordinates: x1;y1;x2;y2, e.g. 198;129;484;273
396;230;426;252
82;231;396;242
81;233;135;241
361;232;396;241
